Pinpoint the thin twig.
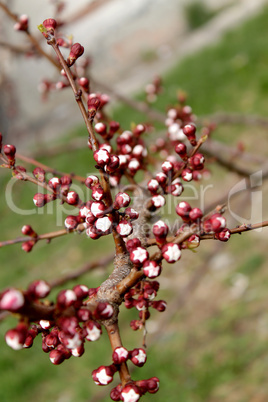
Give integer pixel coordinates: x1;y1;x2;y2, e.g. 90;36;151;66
16;153;86;183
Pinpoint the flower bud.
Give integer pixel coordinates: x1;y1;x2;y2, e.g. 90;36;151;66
92;365;116;386
33;167;46;182
129;348;147;367
88;96;101;120
112;346;129;364
121;384;141;402
27;280;50;299
57;289;77;308
0;288;24;311
162;243;181;263
85;320;102;341
5;324;28;350
3;144;16;161
67;43;84;67
43;18;57;33
130;247;149;266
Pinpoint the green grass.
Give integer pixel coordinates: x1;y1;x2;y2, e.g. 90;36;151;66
1;6;268;402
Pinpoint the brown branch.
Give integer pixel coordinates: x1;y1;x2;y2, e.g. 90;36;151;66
0;2;18;21
46;38;126;256
0;223;88;249
0;254;114;322
200;220;268;240
105;322;131;386
16;153;86;183
48;39;98;151
0;40;29;54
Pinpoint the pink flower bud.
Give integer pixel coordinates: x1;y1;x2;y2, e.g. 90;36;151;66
143;260;162;278
116;220;133;237
121;384;141;402
106;155;120;173
48;177;61;191
151;300;167;312
130;320;143;331
94;122;107;136
146;377;160;394
117;130;133;146
161;160;174;174
215;228;231;242
66;191;79;206
94;302;114;320
45;332;59;349
91;201;106;217
124;207;139;221
151;194;166;209
88;96;101;120
27;280;50;299
114;192;131;209
133;123;146;136
33;193;47;207
110;384;122;401
65;215;80;230
153;220;168;238
155;172;167;186
49;349;65;365
130;247;149;266
86;225;101;240
58;316;79;335
32;167;46;182
92;365;116;386
181;168;193;182
0;288;24;311
43;18;57;33
21;225;36;236
5;324;28;350
186;234;200;249
60;332;83;350
109;121;120;135
189;207;203;221
22;240;35;252
183;123;197;145
189;153;205;170
85;175;99;189
132;144;147;159
57;344;72;359
57;289;77;308
77;307;92;322
85;320;102;341
91;185;105;201
93;149;110;167
112;346;129;364
162;243;181;263
78;77;89;92
126;238;141;252
71;344;85;357
14;15;29;32
67;43;84;67
175;142;188;160
176;201;192;221
147;179;159;194
210;213;226;233
130;348;147;367
128;158;140;175
3;144;16;160
73;285;89;300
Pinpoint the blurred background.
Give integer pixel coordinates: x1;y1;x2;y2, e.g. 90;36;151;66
1;0;268;401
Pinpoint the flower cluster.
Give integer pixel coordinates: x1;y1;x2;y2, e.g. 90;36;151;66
0;284;114;365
